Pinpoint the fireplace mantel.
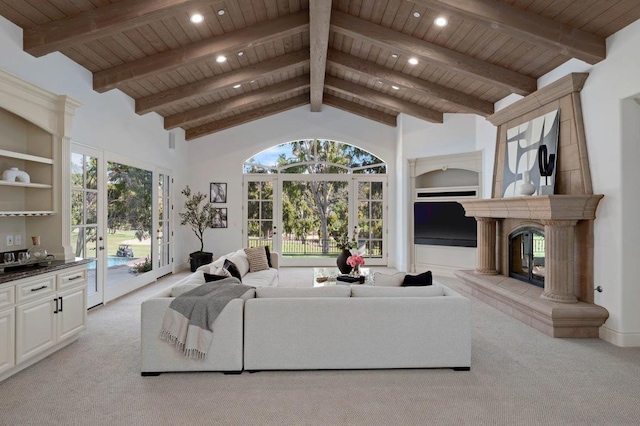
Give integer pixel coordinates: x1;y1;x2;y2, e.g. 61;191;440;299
459;195;604;221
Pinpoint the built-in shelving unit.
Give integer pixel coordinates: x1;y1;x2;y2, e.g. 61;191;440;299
408;151;483;276
0;68;81;259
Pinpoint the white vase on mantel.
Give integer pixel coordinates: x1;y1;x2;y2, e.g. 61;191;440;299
518;171;536;196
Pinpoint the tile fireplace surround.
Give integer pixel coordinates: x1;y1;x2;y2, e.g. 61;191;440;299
456;195;609;338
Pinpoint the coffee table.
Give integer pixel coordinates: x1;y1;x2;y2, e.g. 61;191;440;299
313;267;371;286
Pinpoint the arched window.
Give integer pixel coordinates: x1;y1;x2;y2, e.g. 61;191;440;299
244;139;387;174
242;139;387;267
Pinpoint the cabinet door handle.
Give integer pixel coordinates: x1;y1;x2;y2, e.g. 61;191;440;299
31;285;48;292
54;298;59;314
67;275;82;281
59;296;63;312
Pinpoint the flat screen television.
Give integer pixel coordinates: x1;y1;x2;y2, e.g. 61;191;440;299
414;202;477;247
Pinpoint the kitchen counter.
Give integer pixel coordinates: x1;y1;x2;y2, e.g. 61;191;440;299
0;258;92;285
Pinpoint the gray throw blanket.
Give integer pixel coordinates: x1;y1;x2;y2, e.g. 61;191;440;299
160;278;254;360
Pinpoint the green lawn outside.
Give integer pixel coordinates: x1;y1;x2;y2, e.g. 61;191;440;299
71;229;151;260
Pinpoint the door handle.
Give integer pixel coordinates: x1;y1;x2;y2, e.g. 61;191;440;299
98;246;104;251
59;296;63;312
53;298;59;314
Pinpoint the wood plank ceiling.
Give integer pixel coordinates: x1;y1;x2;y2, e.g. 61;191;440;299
1;0;639;140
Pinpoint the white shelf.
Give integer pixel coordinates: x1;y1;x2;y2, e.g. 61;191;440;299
0;211;55;217
0;149;53;165
0;180;52;189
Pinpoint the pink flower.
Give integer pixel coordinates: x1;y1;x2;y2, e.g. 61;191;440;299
347;254;365;267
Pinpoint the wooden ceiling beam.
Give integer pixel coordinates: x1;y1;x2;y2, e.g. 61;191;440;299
185;94;310;140
136;50;310;114
324;75;443;123
309;0;332;112
324;94;397;127
94;11;309;93
165;75;310;129
327;49;493;116
331;10;536;96
24;0;219;57
411;0;606;64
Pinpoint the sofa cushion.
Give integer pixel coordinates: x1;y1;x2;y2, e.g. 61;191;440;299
351;285;444;297
244;247;269;272
224;259;243;282
170;271;206;297
244;269;278;287
373;271;405;287
402;271;433;287
256;286;351;298
264;246;273;268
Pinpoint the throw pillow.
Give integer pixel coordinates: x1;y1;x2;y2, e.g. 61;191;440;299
264;245;273;268
223;259;243;282
244;247;269;272
203;272;228;282
228;254;250;277
402;271;433;287
373;271;405;287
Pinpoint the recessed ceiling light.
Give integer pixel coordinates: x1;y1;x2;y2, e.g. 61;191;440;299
391;53;399;59
190;13;204;24
233;84;242;89
216;55;227;63
413;12;421;18
392;85;400;90
217;9;225;16
237;51;244;57
250;80;256;83
434;17;448;27
376;81;383;85
408;57;419;65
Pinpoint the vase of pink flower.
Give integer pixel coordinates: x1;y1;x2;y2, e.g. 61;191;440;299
347;254;365;277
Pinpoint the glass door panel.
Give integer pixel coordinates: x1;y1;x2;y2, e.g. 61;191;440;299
246;180;276;251
156;172;172;276
356;179;385;264
105;161;153;292
71;146;104;309
281;179;348;264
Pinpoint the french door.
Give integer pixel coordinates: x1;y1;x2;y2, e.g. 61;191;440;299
244;176;279;256
71;146;174;306
70;144;104;309
243;174;386;267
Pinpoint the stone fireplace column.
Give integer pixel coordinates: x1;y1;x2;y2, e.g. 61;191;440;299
541;220;578;303
476;217;498;275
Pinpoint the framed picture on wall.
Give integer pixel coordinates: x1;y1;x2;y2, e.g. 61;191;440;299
210;182;227;203
211;208;228;228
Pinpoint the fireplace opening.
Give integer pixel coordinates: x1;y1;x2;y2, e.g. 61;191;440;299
509;228;545;288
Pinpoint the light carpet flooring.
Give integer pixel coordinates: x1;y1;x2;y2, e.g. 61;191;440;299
1;267;640;425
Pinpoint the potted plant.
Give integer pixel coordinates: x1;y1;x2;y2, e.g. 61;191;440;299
178;186;216;271
331;227;359;275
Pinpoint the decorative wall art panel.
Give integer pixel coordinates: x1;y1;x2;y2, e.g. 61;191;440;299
502;110;560;197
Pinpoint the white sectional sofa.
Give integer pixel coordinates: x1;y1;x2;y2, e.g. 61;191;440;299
141;261;472;375
140;250;279;375
244;284;471;371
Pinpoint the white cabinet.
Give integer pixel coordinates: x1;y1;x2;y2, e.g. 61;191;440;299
0;308;15;375
0;264;87;381
15;297;56;364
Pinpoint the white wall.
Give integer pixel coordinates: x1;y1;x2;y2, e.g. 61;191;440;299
0;16;191;271
186;105;397;260
579;19;640;346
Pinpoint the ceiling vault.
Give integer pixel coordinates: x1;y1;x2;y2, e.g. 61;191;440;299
3;0;635;138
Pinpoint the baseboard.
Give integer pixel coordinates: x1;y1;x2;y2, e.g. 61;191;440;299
599;326;640;347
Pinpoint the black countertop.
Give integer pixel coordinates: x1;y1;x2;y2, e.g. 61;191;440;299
0;258;92;285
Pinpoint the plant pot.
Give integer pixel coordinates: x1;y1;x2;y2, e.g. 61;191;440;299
189;251;213;272
336;249;353;275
